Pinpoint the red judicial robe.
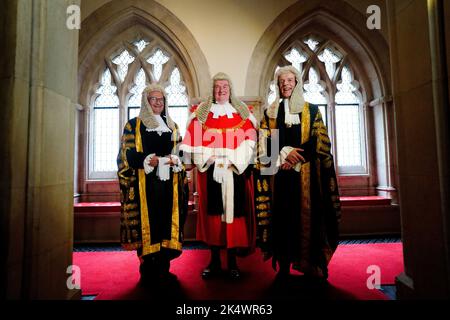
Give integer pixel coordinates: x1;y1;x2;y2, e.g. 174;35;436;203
181;105;257;251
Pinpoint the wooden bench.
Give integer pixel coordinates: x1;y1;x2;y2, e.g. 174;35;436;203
74;196;399;242
74;202;121;243
74;201;196;243
340;196;391;206
338;196;399;236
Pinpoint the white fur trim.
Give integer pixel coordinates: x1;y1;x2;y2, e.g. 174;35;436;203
180;139;256;174
221;168;234;224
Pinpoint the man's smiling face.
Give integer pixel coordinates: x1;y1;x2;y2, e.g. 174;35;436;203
278;72;297;98
214;80;230;104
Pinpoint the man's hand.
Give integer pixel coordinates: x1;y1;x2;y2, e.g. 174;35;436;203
281;163;292;170
164;155;176;166
285;148;305;165
149;155;159;167
207;155;217;166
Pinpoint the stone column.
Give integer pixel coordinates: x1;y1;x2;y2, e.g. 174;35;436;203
0;0;80;299
370;96;398;203
387;0;450;298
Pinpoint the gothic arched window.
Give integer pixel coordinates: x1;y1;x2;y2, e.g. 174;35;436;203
88;37;190;178
267;35;367;174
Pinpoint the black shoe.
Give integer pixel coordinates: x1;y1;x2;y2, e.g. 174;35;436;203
201;264;222;279
229;268;241;280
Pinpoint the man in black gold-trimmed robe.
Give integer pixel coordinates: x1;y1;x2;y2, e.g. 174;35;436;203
117;84;188;286
256;66;341;280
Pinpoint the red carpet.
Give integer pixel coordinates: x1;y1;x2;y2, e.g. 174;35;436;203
73;243;403;300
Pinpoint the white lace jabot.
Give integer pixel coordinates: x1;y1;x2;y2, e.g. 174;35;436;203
210;102;236;119
283;99;300;126
145;115;172;135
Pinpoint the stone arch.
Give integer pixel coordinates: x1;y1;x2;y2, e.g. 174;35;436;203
78;0;211;107
75;0;211;198
245;0;390;104
246;0;396;200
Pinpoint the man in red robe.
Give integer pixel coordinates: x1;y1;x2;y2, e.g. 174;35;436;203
180;72;257;279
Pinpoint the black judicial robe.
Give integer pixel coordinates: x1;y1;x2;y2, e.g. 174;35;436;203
255;102;341;277
117;117;188;259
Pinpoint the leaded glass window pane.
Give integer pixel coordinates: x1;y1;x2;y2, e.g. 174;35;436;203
319;105;327;127
335;104;363;169
128;68;147;108
93;68;119;172
267;83;277;105
93;109;119;172
134;39;149;53
128;107;140;120
304;67;327;104
166;67;188;136
166;68;188;106
268;36;367;174
89;38;191;178
303;37;320;51
284;47;308;73
318;46;343;80
147;48;170;82
168;107;188;137
336;66;360;104
112;50;135;82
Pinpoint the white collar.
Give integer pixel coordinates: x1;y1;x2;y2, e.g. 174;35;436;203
145;115;172;135
210;102;236;119
284;99;300;126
